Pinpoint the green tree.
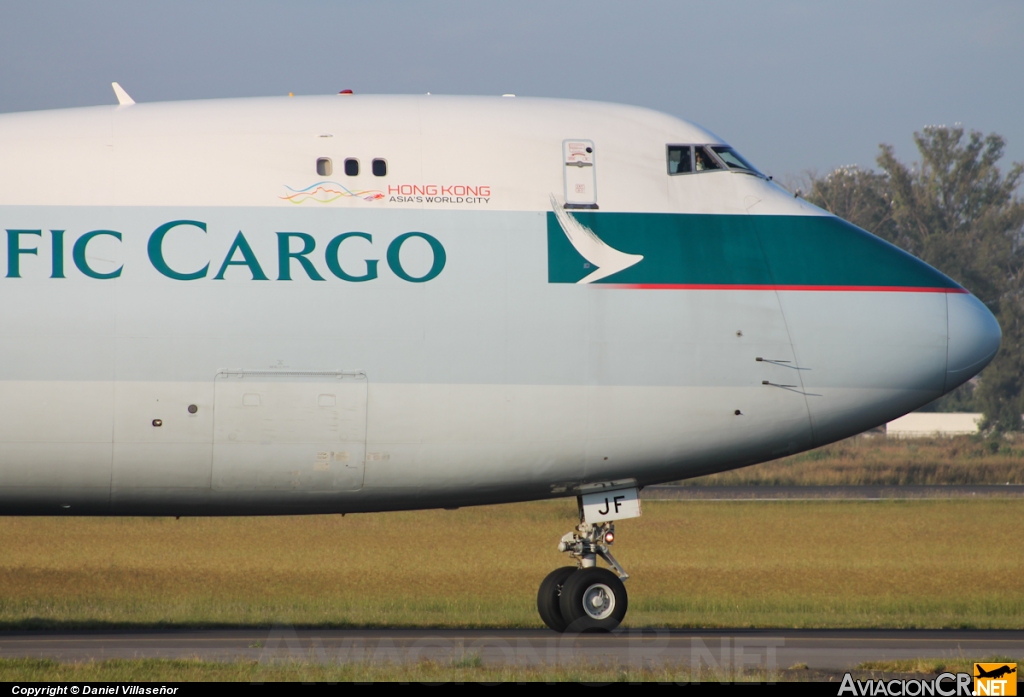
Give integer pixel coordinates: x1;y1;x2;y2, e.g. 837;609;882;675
806;126;1024;431
803;164;896;240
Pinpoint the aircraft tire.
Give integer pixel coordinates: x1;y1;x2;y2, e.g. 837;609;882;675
537;566;577;632
559;567;627;633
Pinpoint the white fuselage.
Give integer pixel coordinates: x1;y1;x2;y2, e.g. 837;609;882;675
0;95;1000;514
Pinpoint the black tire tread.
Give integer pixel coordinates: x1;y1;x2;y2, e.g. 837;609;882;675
537;566;577;632
558;567;628;633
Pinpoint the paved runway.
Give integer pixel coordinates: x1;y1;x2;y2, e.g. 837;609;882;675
1;629;1021;670
641;485;1024;500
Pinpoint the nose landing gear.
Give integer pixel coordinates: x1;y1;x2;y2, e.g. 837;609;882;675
537;517;630;632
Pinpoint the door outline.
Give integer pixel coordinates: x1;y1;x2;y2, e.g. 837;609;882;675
563;139;599;209
211;369;367;492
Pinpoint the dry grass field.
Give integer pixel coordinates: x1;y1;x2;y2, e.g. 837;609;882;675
0;499;1021;630
684;435;1024;486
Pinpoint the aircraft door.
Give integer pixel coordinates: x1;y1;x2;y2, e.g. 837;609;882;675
563;139;598;209
212;370;367;491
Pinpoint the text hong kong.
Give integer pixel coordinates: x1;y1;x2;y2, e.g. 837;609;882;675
3;221;446;282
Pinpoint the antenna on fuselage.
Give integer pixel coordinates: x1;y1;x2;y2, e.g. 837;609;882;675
111;82;135;106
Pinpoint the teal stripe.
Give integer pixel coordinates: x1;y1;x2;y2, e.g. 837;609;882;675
546;212;959;289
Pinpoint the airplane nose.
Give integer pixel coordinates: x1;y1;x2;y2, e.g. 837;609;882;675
945;292;1002;392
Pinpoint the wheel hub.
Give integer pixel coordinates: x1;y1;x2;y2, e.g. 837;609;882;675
582;583;616;620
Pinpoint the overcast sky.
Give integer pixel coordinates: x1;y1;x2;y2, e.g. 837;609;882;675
2;1;1021;179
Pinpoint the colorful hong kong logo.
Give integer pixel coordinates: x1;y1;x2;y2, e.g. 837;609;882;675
280;182;385;204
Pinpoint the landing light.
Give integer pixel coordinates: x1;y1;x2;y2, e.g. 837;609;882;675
604;532;614;544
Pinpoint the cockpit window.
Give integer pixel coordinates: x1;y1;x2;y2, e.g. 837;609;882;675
667;145;693;174
669;144;758;176
710;146;762;176
694;146;723;172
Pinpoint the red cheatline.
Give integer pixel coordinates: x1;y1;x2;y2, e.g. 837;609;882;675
603;284;968;293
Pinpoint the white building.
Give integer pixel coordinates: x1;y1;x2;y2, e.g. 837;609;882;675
885;413;982;438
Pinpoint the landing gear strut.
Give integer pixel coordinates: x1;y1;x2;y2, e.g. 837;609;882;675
537;500;630;632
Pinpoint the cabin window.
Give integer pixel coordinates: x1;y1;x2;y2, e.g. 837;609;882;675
372;158;387;177
316;157;332;176
711;146;763;176
667;146;693;175
344;158;359;176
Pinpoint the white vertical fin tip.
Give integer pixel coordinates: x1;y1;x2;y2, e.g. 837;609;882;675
111;82;135;106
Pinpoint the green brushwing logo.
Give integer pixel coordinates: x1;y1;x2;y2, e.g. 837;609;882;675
547;196;643;284
546;205;960;290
